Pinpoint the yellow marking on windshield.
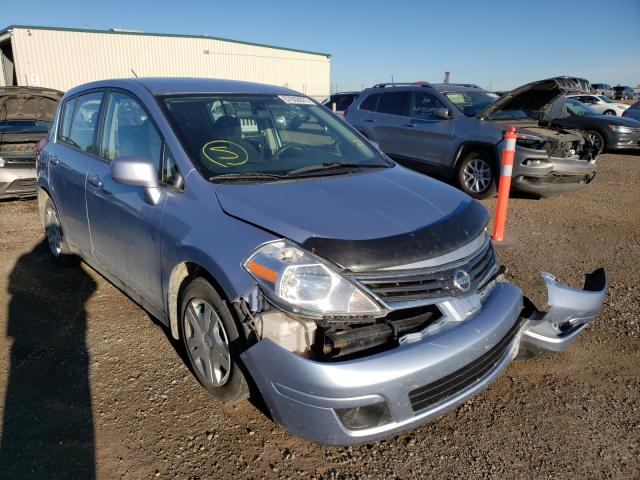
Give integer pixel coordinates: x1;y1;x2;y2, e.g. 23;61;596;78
202;140;249;168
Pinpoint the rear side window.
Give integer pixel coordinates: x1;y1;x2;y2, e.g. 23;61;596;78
359;93;380;111
100;91;162;172
66;92;104;153
376;92;410;116
58;97;77;143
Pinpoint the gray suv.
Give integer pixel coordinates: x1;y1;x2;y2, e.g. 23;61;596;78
38;78;606;445
345;79;599;198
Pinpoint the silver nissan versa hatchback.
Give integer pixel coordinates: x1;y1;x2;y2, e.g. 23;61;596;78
37;78;607;445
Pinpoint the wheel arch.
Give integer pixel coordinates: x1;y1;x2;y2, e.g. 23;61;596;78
167;260;237;340
453;141;499;171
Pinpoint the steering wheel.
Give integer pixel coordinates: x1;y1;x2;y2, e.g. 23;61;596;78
272;144;309;159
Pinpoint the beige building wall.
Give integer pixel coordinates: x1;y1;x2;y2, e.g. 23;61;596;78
8;27;330;100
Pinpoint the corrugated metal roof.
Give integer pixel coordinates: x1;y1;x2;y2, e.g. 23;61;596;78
0;24;332;58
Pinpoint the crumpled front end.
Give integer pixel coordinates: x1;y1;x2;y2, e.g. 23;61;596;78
240;261;607;445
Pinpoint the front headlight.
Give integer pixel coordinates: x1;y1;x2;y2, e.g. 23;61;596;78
608;125;635;133
243;240;383;318
0;157;5;168
515;133;547;150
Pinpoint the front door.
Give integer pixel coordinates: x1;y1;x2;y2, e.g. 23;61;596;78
403;91;455;168
85;90;167;308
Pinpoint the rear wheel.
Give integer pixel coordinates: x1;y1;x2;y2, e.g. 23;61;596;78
456;151;496;199
603;109;616;116
180;277;250;402
587;130;605;154
43;197;76;264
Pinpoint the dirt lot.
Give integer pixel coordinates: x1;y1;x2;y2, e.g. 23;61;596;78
0;152;639;480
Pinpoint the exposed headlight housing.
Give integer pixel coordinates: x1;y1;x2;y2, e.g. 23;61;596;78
515;133;547;150
243;240;383;318
608;125;635;133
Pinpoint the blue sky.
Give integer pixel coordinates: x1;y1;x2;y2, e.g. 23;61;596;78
2;0;639;91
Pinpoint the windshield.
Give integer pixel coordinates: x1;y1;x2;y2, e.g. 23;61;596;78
163;94;387;180
0;120;51;134
442;90;500;117
597;95;614;103
566;99;596;116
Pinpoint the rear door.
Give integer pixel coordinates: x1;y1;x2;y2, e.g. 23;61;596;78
402;91;455;167
369;91;412;157
48;91;104;254
85;89;173;308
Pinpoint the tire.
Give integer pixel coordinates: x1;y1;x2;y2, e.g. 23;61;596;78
456;151;497;199
43;196;77;264
587;130;605;154
180;277;250;402
603;109;616;116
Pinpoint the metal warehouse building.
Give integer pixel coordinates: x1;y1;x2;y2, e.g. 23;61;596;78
0;25;331;100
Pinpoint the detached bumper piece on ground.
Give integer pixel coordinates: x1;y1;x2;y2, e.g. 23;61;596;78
242;268;607;445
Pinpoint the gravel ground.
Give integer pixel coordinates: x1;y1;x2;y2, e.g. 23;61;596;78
0;152;638;479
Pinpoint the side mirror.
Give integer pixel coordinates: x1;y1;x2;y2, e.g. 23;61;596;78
435;107;451;119
368;139;381;151
111;156;161;205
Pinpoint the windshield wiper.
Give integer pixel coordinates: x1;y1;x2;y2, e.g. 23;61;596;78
209;172;287;182
287;161;388;177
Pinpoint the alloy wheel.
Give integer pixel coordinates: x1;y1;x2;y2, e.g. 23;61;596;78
184;298;231;387
463;158;492;193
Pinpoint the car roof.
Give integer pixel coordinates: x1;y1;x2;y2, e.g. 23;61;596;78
362;83;485;94
65;77;300;97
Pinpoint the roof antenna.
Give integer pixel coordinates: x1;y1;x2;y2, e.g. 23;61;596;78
131;69;138;78
391;74;395;87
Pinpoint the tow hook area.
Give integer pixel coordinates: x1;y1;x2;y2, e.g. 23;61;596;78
518;268;607;358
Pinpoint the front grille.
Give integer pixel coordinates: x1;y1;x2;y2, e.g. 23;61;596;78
8;178;36;192
355;241;497;304
542;174;588;184
409;316;523;413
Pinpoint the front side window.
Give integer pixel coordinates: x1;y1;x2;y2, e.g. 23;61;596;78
100;92;162;172
410;92;446;119
359;93;380;111
66;92;103;153
163;94;387;180
566;100;595;116
376;92;410;116
443;90;500;117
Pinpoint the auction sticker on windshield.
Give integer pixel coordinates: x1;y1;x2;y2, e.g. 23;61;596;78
278;95;315;105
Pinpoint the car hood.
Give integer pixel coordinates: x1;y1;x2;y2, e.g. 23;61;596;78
0;87;64;122
477;78;564;120
215;166;489;272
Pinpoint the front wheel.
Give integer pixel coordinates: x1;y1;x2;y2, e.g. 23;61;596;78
456;152;497;199
587;130;605;154
180;277;250;402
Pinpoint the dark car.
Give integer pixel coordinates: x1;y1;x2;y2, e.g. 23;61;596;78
323;91;359;117
613;86;635;100
622;100;640;121
548;98;640;152
0;87;64;198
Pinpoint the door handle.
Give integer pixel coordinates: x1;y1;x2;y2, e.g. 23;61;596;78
49;154;59;165
405;123;417;128
87;174;103;189
364;118;376;123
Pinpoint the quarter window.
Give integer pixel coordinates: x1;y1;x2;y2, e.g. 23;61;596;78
100;92;162;172
376;92;410;116
66;92;103;153
58;97;77;142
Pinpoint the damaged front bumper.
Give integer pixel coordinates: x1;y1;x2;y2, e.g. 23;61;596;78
511;146;597;196
241;269;607;445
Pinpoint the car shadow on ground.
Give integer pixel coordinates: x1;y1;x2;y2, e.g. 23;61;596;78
0;241;96;480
